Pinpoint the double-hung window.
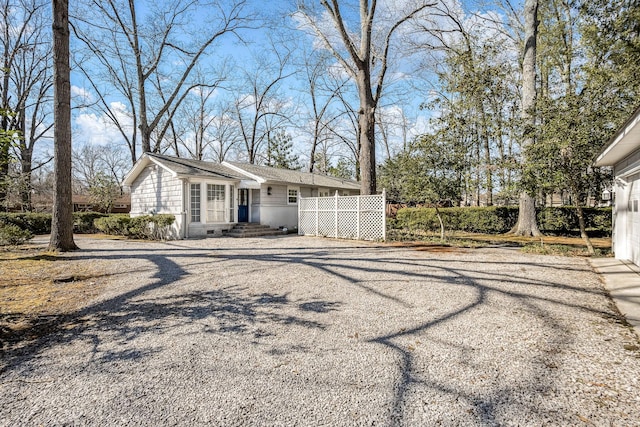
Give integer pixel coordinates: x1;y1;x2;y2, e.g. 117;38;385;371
207;184;226;222
288;187;299;205
228;185;235;222
190;183;201;223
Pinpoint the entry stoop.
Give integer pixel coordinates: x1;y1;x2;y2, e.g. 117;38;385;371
223;223;286;238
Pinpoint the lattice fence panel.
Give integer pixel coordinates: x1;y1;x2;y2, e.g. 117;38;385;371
317;211;336;237
359;211;383;241
298;192;386;241
337;211;358;239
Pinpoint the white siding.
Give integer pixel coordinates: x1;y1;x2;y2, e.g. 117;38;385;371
631;177;640;266
130;166;184;238
251;189;260;223
260;206;298;229
130;166;183;215
261;184;287;206
616;173;640;266
256;183;358;229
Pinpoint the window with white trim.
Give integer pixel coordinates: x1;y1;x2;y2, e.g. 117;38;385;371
229;185;235;222
318;188;330;197
288;187;299;204
207;184;226;222
190;183;201;222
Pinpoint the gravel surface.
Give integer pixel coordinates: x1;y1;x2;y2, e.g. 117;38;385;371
1;235;639;426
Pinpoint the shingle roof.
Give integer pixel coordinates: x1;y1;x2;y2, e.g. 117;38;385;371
224;161;361;190
125;153;361;191
147;153;245;180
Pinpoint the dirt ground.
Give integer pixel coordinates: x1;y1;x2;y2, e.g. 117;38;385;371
0;237;113;349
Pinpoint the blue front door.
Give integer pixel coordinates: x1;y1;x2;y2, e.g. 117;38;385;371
238;189;249;222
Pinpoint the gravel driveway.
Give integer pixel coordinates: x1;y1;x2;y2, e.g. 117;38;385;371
1;235;639;426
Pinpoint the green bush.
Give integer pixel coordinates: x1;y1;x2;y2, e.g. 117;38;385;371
0;212;126;235
395;207;519;234
73;212;109;233
393;206;611;236
94;214;175;240
537;207;612;235
0;224;34;246
94;215;131;236
0;212;51;234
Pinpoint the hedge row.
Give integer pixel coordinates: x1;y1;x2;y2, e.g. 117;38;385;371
0;212;176;240
94;214;175;240
393;206;612;236
0;211;110;234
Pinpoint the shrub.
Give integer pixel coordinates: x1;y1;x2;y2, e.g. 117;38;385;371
94;215;131;236
537;207;612;236
0;212;51;234
392;206;611;236
94;214;176;240
73;212;109;234
0;224;33;246
395;207;519;234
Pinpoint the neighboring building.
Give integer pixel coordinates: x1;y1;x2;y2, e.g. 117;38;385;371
122;153;361;239
595;105;640;266
72;194;131;213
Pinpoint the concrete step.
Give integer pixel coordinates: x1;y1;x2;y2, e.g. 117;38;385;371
232;224;272;230
224;229;285;238
224;223;286;238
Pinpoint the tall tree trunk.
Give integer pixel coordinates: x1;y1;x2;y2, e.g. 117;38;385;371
309;132;318;173
357;69;376;195
49;0;77;251
511;0;541;236
0;23;11;207
20;150;33;211
482;121;493;206
572;187;595;255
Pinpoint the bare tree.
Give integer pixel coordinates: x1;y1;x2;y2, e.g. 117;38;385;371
72;0;252;164
233;45;294;164
0;0;52;208
10;0;54;210
295;47;350;172
296;0;435;194
162;64;237;162
49;0;77;251
72;143;129;193
208;103;242;162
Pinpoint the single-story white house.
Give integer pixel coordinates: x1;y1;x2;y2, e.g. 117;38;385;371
595;105;640;266
122;153;361;239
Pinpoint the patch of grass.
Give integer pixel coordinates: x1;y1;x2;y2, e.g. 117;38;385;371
521;243;611;257
0;244;110;349
387;228;612;256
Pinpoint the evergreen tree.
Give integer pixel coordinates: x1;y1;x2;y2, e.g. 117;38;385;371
265;130;301;170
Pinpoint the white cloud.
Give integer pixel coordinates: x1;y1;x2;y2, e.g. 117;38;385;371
74;102;134;146
71;85;94;103
408;114;431;139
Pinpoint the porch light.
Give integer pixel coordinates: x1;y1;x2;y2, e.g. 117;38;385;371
267;186;272;195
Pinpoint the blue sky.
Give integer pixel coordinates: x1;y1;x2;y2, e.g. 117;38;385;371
67;0;520;170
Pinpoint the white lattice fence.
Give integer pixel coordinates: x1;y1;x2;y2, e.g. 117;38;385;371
298;191;386;241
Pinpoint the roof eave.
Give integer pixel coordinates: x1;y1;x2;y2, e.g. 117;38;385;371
221;161;266;183
595;104;640;166
123;153;181;186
